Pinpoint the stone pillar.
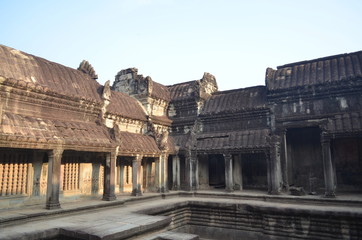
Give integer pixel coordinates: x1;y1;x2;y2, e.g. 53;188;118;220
176;156;181;189
155;156;162;192
185;151;198;191
161;153;168;193
46;148;63;210
233;154;242;191
102;152;117;201
279;129;289;191
131;155;143;196
224;153;234;192
191;152;198;191
145;160;152;192
321;136;336;197
172;155;180;190
119;159;125;193
268;134;282;195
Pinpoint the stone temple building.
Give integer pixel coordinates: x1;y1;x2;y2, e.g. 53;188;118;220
0;44;361;213
0;45;362;239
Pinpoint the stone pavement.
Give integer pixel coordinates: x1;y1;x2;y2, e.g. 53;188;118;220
1;190;362;240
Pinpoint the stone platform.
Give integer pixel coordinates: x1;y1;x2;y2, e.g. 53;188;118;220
0;191;362;240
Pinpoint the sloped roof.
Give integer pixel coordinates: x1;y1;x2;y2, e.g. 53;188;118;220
150;115;172;125
107;90;147;121
266;50;362;90
150;81;171;101
0;112;113;150
169;133;191;151
0;45;103;102
200;86;267;116
168;81;198;101
327;112;362;134
118;131;160;155
196;129;269;152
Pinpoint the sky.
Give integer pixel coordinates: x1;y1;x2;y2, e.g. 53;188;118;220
1;0;362;91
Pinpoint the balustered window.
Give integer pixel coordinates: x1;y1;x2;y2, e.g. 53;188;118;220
62;157;80;191
0;151;29;196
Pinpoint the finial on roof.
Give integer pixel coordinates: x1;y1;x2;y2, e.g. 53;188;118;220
78;60;98;80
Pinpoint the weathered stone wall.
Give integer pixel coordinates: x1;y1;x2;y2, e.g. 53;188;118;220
147;201;362;240
270;90;362;121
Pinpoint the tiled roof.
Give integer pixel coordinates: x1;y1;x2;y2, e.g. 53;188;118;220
267;50;362;90
118;131;160;154
168;81;198;101
0;112;113;149
170;133;191;150
107;90;147;121
200;86;267;115
0;45;103;102
327;112;362;134
196;129;269;151
150;115;172;125
150;81;171;101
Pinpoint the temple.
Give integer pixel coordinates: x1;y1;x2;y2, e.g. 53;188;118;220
0;44;361;211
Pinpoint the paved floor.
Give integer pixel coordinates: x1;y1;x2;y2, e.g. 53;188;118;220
1;190;362;240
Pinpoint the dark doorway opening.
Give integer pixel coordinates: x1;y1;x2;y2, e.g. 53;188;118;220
208;154;225;189
241;153;267;190
286;127;324;194
333;137;362;193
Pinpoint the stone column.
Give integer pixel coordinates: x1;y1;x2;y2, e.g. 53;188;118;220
155;156;162;192
102;152;117;201
268;134;282;195
131;155;143;196
279;129;289;191
119;159;125;193
233;154;242;191
321;136;336;197
172;155;180;190
191;152;198;191
145;160;152;192
176;156;181;189
46;148;63;210
224;153;234;192
185;151;198;191
161;153;168;193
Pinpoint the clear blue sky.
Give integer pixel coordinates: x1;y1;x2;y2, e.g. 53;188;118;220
1;0;361;90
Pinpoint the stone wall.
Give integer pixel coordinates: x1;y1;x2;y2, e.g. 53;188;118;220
147;200;362;240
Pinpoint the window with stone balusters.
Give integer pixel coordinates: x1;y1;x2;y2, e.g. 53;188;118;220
62;156;80;191
0;151;29;196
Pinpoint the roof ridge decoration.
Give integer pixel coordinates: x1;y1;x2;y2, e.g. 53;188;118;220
78;60;98;80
